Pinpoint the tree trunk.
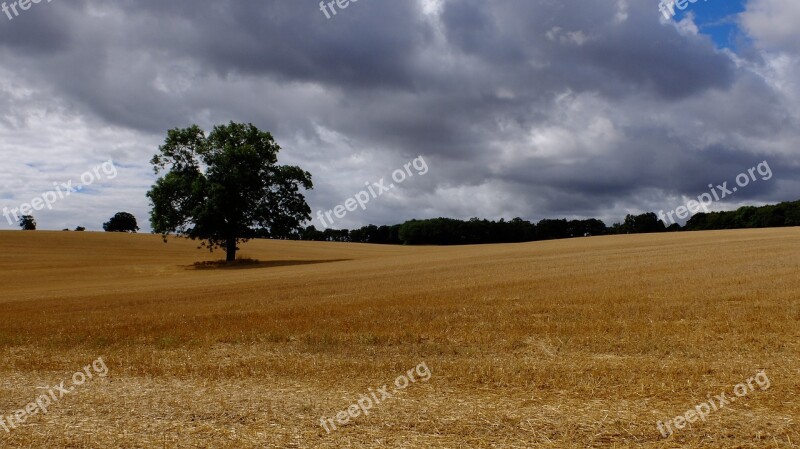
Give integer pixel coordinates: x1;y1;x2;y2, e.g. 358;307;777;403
226;238;237;262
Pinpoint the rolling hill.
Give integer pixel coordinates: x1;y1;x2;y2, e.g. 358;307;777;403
0;229;798;448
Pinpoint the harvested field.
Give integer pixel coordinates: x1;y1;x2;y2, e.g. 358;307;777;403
0;229;798;448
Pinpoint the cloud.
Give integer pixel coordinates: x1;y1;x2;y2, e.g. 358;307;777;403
0;0;797;232
741;0;800;53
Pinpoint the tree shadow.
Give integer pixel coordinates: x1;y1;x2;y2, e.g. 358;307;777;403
188;259;351;270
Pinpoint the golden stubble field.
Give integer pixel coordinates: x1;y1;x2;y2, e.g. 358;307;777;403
0;229;798;448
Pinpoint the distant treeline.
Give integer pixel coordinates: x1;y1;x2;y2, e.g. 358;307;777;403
684;200;800;231
274;199;800;245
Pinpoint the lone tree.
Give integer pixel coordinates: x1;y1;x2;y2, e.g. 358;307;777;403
147;122;313;261
19;215;36;230
103;212;139;233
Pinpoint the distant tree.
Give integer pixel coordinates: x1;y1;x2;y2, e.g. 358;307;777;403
750;205;785;228
348;225;370;243
75;226;86;232
568;219;608;237
499;218;533;242
684;213;709;231
621;213;666;234
103;212;140;233
351;224;402;244
301;225;326;241
19;215;36;230
323;228;350;242
399;218;463;245
147;123;313;261
785;203;800;226
381;224;403;244
681;201;800;231
734;206;758;228
536;219;570;240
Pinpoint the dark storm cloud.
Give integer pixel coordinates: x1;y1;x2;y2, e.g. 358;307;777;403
0;0;797;231
440;0;736;98
133;1;428;88
0;1;70;53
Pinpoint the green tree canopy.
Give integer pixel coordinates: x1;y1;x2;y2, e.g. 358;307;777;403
147;122;313;261
19;215;36;231
103;212;139;233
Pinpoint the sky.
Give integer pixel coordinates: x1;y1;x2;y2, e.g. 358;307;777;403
671;0;748;49
0;0;798;232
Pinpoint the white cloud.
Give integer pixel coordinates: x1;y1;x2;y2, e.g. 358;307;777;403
741;0;800;53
